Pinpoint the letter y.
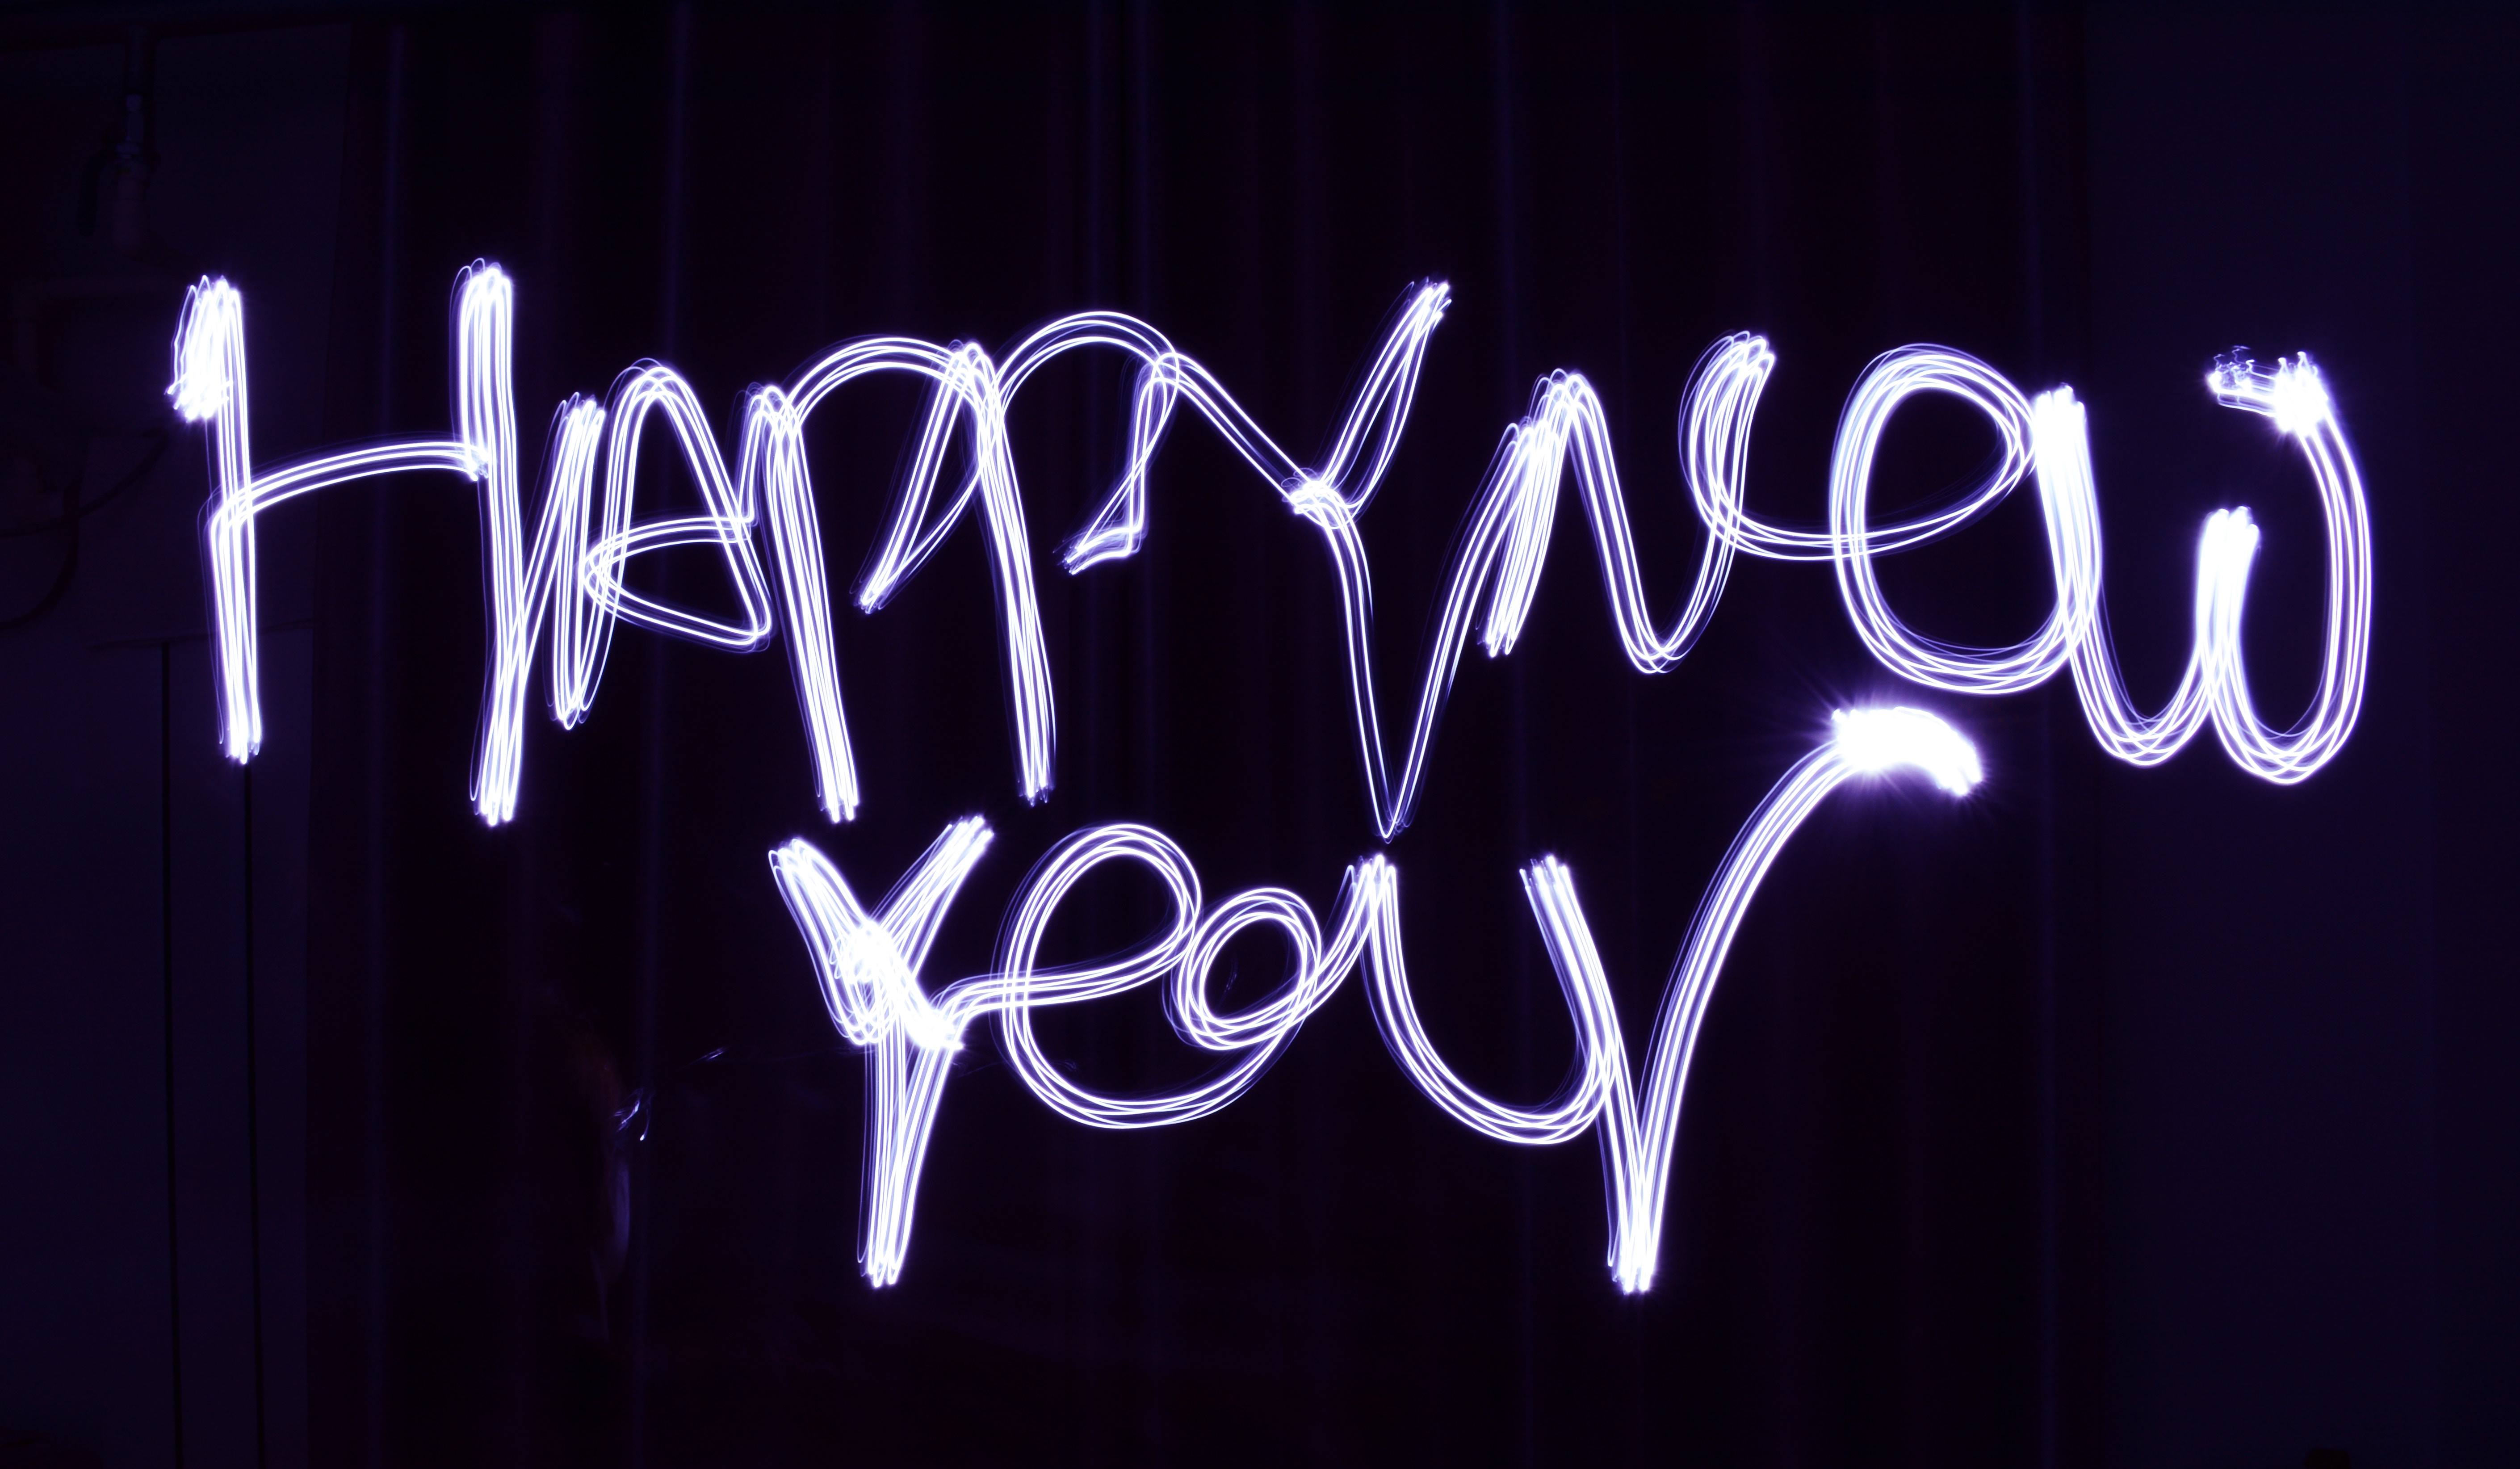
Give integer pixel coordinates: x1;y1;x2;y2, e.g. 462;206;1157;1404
769;817;993;1285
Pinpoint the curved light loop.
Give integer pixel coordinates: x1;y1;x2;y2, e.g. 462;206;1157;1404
171;266;2373;1290
770;818;1379;1283
772;708;1983;1290
178;264;2373;830
1825;348;2098;693
768;818;994;1284
1367;707;1980;1292
2050;355;2372;781
174;277;479;764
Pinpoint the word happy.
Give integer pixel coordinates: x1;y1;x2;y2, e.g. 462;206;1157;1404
169;264;2370;1291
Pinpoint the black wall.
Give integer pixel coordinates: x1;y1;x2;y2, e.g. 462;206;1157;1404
0;5;2510;1468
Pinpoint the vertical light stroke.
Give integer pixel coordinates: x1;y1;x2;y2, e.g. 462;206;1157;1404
181;266;782;822
847;311;2366;837
2040;355;2372;781
771;818;1386;1284
769;818;994;1285
464;264;781;822
1361;708;1983;1292
172;277;479;761
774;709;1979;1290
181;265;2373;833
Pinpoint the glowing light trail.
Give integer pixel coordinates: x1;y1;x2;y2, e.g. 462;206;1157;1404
180;266;781;823
177;263;2371;829
166;265;2372;1289
772;709;1979;1289
1366;707;1981;1292
172;277;480;763
769;818;993;1285
770;817;1382;1282
2043;355;2372;781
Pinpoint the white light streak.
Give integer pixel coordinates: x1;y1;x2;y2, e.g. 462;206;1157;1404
1364;707;1981;1292
183;265;778;821
769;818;994;1284
589;363;778;653
747;384;858;820
990;826;1379;1131
182;262;2373;826
772;819;1380;1283
930;311;2364;836
1295;339;1772;837
1776;345;2369;785
784;337;1058;808
175;264;2373;1290
1825;350;2100;693
2048;353;2371;782
465;265;780;821
776;710;1980;1290
455;264;608;824
173;277;479;761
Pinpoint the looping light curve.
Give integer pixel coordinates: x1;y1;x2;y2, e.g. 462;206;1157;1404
179;263;2372;831
1364;706;1981;1292
770;818;1381;1283
773;708;1982;1290
168;265;2373;1292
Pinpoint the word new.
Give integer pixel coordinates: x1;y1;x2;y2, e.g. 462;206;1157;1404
170;263;2370;1290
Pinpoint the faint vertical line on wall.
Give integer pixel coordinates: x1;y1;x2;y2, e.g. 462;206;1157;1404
1130;0;1153;316
1084;0;1110;819
1740;8;1776;322
1073;18;1117;1427
1603;5;1654;1459
372;26;406;429
1086;0;1108;310
363;27;411;1469
161;642;187;1469
1130;0;1158;825
243;762;269;1469
1487;4;1537;1464
1292;0;1327;906
660;3;694;359
885;1;919;315
2013;7;2059;1468
1286;2;1335;1452
629;12;698;1465
2013;2;2048;363
1089;18;1121;1441
1082;4;1139;1448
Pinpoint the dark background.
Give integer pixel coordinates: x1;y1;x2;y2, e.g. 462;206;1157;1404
0;4;2511;1467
